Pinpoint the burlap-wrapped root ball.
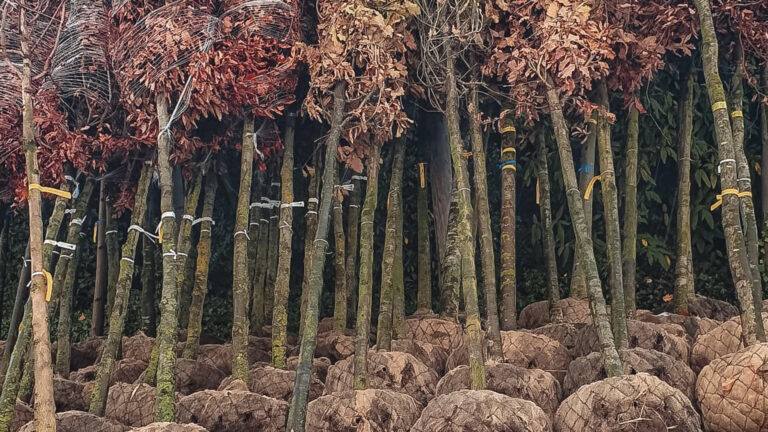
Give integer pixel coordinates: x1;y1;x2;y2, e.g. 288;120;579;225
528;323;585;352
132;423;208;432
635;311;720;343
19;411;126;432
518;298;592;329
246;365;324;401
175;389;287;432
401;317;464;351
305;389;421;431
106;383;178;428
122;332;154;363
436;362;561;417
500;331;571;382
315;333;355;362
697;343;768;432
686;296;739;321
53;378;87;412
563;348;696;400
70;337;106;371
573;320;690;363
691;313;768;373
391;339;449;376
326;351;438;405
554;373;701;432
411;389;551;432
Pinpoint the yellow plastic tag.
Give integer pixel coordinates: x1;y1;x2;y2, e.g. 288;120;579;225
28;184;72;199
711;101;728;113
418;163;426;189
43;269;53;302
584;176;602;200
500;125;516;134
535;178;540;205
730;110;743;119
710;188;751;211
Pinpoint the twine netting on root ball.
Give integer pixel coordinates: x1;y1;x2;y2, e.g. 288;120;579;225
18;411;126;432
691;313;768;373
305;389;422;432
175;388;288;432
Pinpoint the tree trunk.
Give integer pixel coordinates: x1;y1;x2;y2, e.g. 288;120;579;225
392;191;405;340
175;175;202;324
762;66;768;270
250;210;269;336
272;114;296;369
287;81;345;432
622;105;639;318
20;9;56;427
569;115;597;299
248;181;263;281
183;174;218;359
596;81;628;349
53;179;95;376
265;183;280;322
729;43;765;336
140;213;157;336
545;81;623;377
416;163;432;312
377;138;405;351
345;175;363;326
0;302;31;432
674;70;695;314
153;95;182;421
91;181;108;336
692;0;762;345
232;116;255;383
536;131;563;324
88;161;153;416
499;112;517;329
0;242;29;376
332;173;348;334
299;152;321;339
442;191;461;319
469;89;503;359
105;201;120;322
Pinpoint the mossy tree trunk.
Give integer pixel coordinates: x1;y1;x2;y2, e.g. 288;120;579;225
345;176;363;325
141;214;157;336
596;81;628;349
153;96;182;421
730;43;765;332
91;182;108;336
232;116;255;383
499;113;517;329
175;175;202;323
441;191;461;319
251;210;269;336
299;152;321;339
0;302;31;432
445;56;485;390
392;187;405;340
692;0;763;344
674;70;695;314
105;201;120;321
287;81;345;432
416;163;432;312
89;161;153;416
622;105;639;318
762;66;768;269
183;174;218;359
265;182;280;321
536;131;563;324
332;173;348;334
352;147;381;389
569;115;597;299
377;138;405;351
53;179;95;376
545;80;623;377
469;89;503;358
0;242;29;377
272;114;296;369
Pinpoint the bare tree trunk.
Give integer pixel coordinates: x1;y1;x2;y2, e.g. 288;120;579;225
674;70;695;314
141;214;157;336
19;9;56;427
265;182;280;322
469;89;503;359
89;161;153;416
392;183;405;340
499;112;517;329
183;174;218;359
416;163;432;312
570;115;597;299
105;201;120;322
287;81;345;432
332;171;347;334
545;82;622;377
377;139;405;351
442;191;461;319
536;131;563;324
175;175;202;324
692;0;763;344
299;153;321;339
445;57;485;390
0;302;31;432
762;66;768;271
729;43;765;336
91;181;108;336
272;114;296;369
596;81;628;349
251;210;269;336
345;176;363;326
232;116;255;383
1;243;29;376
622;105;639;318
352;144;381;390
154;95;182;421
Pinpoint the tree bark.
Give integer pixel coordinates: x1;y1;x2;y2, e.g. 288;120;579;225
692;0;762;345
345;176;363;326
537;131;563;324
153;95;182;421
265;183;280;322
89;161;153;416
298;152;321;339
232;116;255;383
377;138;405;351
442;191;461;319
416;163;432;312
332;172;347;334
596;81;628;349
140;214;157;336
674;70;695;314
569;115;597;299
762;66;768;270
545;82;623;377
105;201;120;322
175;175;202;325
250;210;269;336
287;81;345;432
272;114;296;368
622;105;639;318
183;174;218;359
469;89;503;359
0;302;31;432
0;242;29;377
445;58;485;390
499;112;517;329
392;182;405;340
91;181;108;336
